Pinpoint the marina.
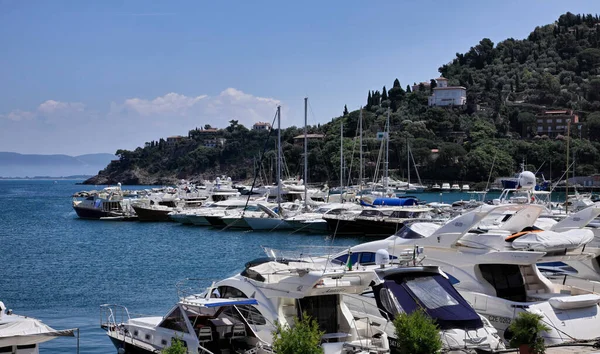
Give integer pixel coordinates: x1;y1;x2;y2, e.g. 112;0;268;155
6;176;600;353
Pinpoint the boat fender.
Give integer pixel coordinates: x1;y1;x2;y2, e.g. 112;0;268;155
549;294;600;310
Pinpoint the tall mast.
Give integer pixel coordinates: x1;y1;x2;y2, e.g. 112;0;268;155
384;108;390;189
359;107;363;192
407;138;410;186
565;119;570;214
340;120;344;200
303;97;308;210
277;105;282;215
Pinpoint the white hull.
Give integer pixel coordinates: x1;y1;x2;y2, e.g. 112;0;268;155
243;217;292;230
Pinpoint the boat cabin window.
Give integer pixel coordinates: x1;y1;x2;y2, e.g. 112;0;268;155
298;295;339;334
222;305;267;325
404;277;458;309
478;264;526;302
395;225;425;239
391;210;424;218
359;210;383;217
324;208;344;215
159;307;190;333
217;286;247;299
380;288;403;317
334;252;397;266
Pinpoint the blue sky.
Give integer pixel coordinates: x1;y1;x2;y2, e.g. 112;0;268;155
1;0;598;154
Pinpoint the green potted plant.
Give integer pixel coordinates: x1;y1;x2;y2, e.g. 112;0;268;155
508;312;550;354
272;312;324;354
393;309;442;354
161;335;187;354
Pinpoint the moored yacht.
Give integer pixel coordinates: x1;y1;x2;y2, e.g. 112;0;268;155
101;258;391;354
441;183;451;192
0;301;76;354
324;204;600;346
72;183;136;220
450;184;461;192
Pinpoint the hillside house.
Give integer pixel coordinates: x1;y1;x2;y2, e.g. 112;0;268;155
428;77;467;107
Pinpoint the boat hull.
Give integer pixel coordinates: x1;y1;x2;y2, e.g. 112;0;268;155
222;217;251;229
324;218;402;236
73;206;113;219
131;206;172;222
108;336;155;354
205;215;226;227
244;217;292;231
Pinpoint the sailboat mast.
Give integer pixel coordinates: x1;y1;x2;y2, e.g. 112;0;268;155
384;108;390;189
565;119;570;214
277;105;282;214
304;97;308;210
359;107;363;193
340;120;344;192
407;139;410;186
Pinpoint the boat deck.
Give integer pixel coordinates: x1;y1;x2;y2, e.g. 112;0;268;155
501;346;600;353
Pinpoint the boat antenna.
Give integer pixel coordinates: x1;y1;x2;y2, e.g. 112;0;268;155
277;105;282;216
359;107;363;194
304;97;308;211
565;119;571;214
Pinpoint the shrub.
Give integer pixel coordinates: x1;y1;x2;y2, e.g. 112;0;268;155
272;313;324;354
508;312;550;354
393;309;442;354
161;336;187;354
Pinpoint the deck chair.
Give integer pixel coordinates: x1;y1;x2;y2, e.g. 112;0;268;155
198;326;213;345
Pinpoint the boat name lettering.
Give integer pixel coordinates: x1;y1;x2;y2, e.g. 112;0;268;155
487;315;511;325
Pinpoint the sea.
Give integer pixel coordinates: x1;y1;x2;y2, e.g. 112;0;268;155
0;180;562;353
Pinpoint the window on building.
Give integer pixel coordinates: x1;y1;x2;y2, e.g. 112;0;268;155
537;119;543;123
547;119;553;123
556;119;562;123
537;126;543;132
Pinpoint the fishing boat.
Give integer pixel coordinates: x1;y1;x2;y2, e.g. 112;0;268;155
72;183;136;220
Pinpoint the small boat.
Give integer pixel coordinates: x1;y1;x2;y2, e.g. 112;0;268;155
450;184;461;192
441;183;451;192
0;301;76;353
72;183;136;219
430;183;441;192
462;184;470;192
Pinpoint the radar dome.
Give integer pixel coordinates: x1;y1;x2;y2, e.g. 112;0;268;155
375;249;390;267
518;171;536;190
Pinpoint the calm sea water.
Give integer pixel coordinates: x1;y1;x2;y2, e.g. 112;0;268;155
0;180;554;353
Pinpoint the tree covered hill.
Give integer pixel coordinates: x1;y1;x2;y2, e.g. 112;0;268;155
85;12;600;186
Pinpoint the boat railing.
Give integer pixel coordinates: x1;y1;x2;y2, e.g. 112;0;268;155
175;278;215;300
100;304;135;343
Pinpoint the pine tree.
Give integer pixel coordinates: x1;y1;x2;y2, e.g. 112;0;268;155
406;85;411;93
430;79;437;94
343;105;349;116
382;86;388;101
515;74;521;92
367;91;372;108
393;78;401;88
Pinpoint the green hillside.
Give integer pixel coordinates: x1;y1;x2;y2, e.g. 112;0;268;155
84;12;600;186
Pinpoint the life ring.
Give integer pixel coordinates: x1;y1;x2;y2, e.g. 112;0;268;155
505;229;543;242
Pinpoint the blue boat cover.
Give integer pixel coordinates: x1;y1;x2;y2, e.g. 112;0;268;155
361;197;418;207
373;274;482;330
203;298;258;308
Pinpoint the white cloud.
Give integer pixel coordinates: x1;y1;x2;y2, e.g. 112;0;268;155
0;88;283;154
1;100;86;122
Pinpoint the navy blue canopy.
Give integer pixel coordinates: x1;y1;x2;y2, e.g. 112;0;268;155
360;197;418;207
373;274;482;330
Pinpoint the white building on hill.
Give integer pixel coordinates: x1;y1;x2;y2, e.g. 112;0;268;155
428;77;467;107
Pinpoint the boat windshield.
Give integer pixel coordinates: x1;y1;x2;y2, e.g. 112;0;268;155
375;274;482;330
394;225;425;239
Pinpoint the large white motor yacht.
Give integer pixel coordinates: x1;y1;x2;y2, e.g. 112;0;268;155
320;204;600;346
101;259;391;354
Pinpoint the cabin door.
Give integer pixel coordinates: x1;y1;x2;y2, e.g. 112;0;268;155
297;295;338;334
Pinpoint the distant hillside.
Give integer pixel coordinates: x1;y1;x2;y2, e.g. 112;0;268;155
85;12;600;185
0;152;116;177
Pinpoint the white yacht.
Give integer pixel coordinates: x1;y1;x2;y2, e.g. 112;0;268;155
462;184;470;192
343;264;505;353
101;259;391;354
72;183;136;219
450;184;461;192
441;183;451;192
0;301;75;353
284;203;363;233
322;204;600;346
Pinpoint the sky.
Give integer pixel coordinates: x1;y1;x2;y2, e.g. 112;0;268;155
1;0;599;155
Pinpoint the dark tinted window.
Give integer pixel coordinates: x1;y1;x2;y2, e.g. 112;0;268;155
159;307;189;333
479;264;525;302
395;226;425;239
223;305;267;325
360;252;376;264
218;286;247;298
